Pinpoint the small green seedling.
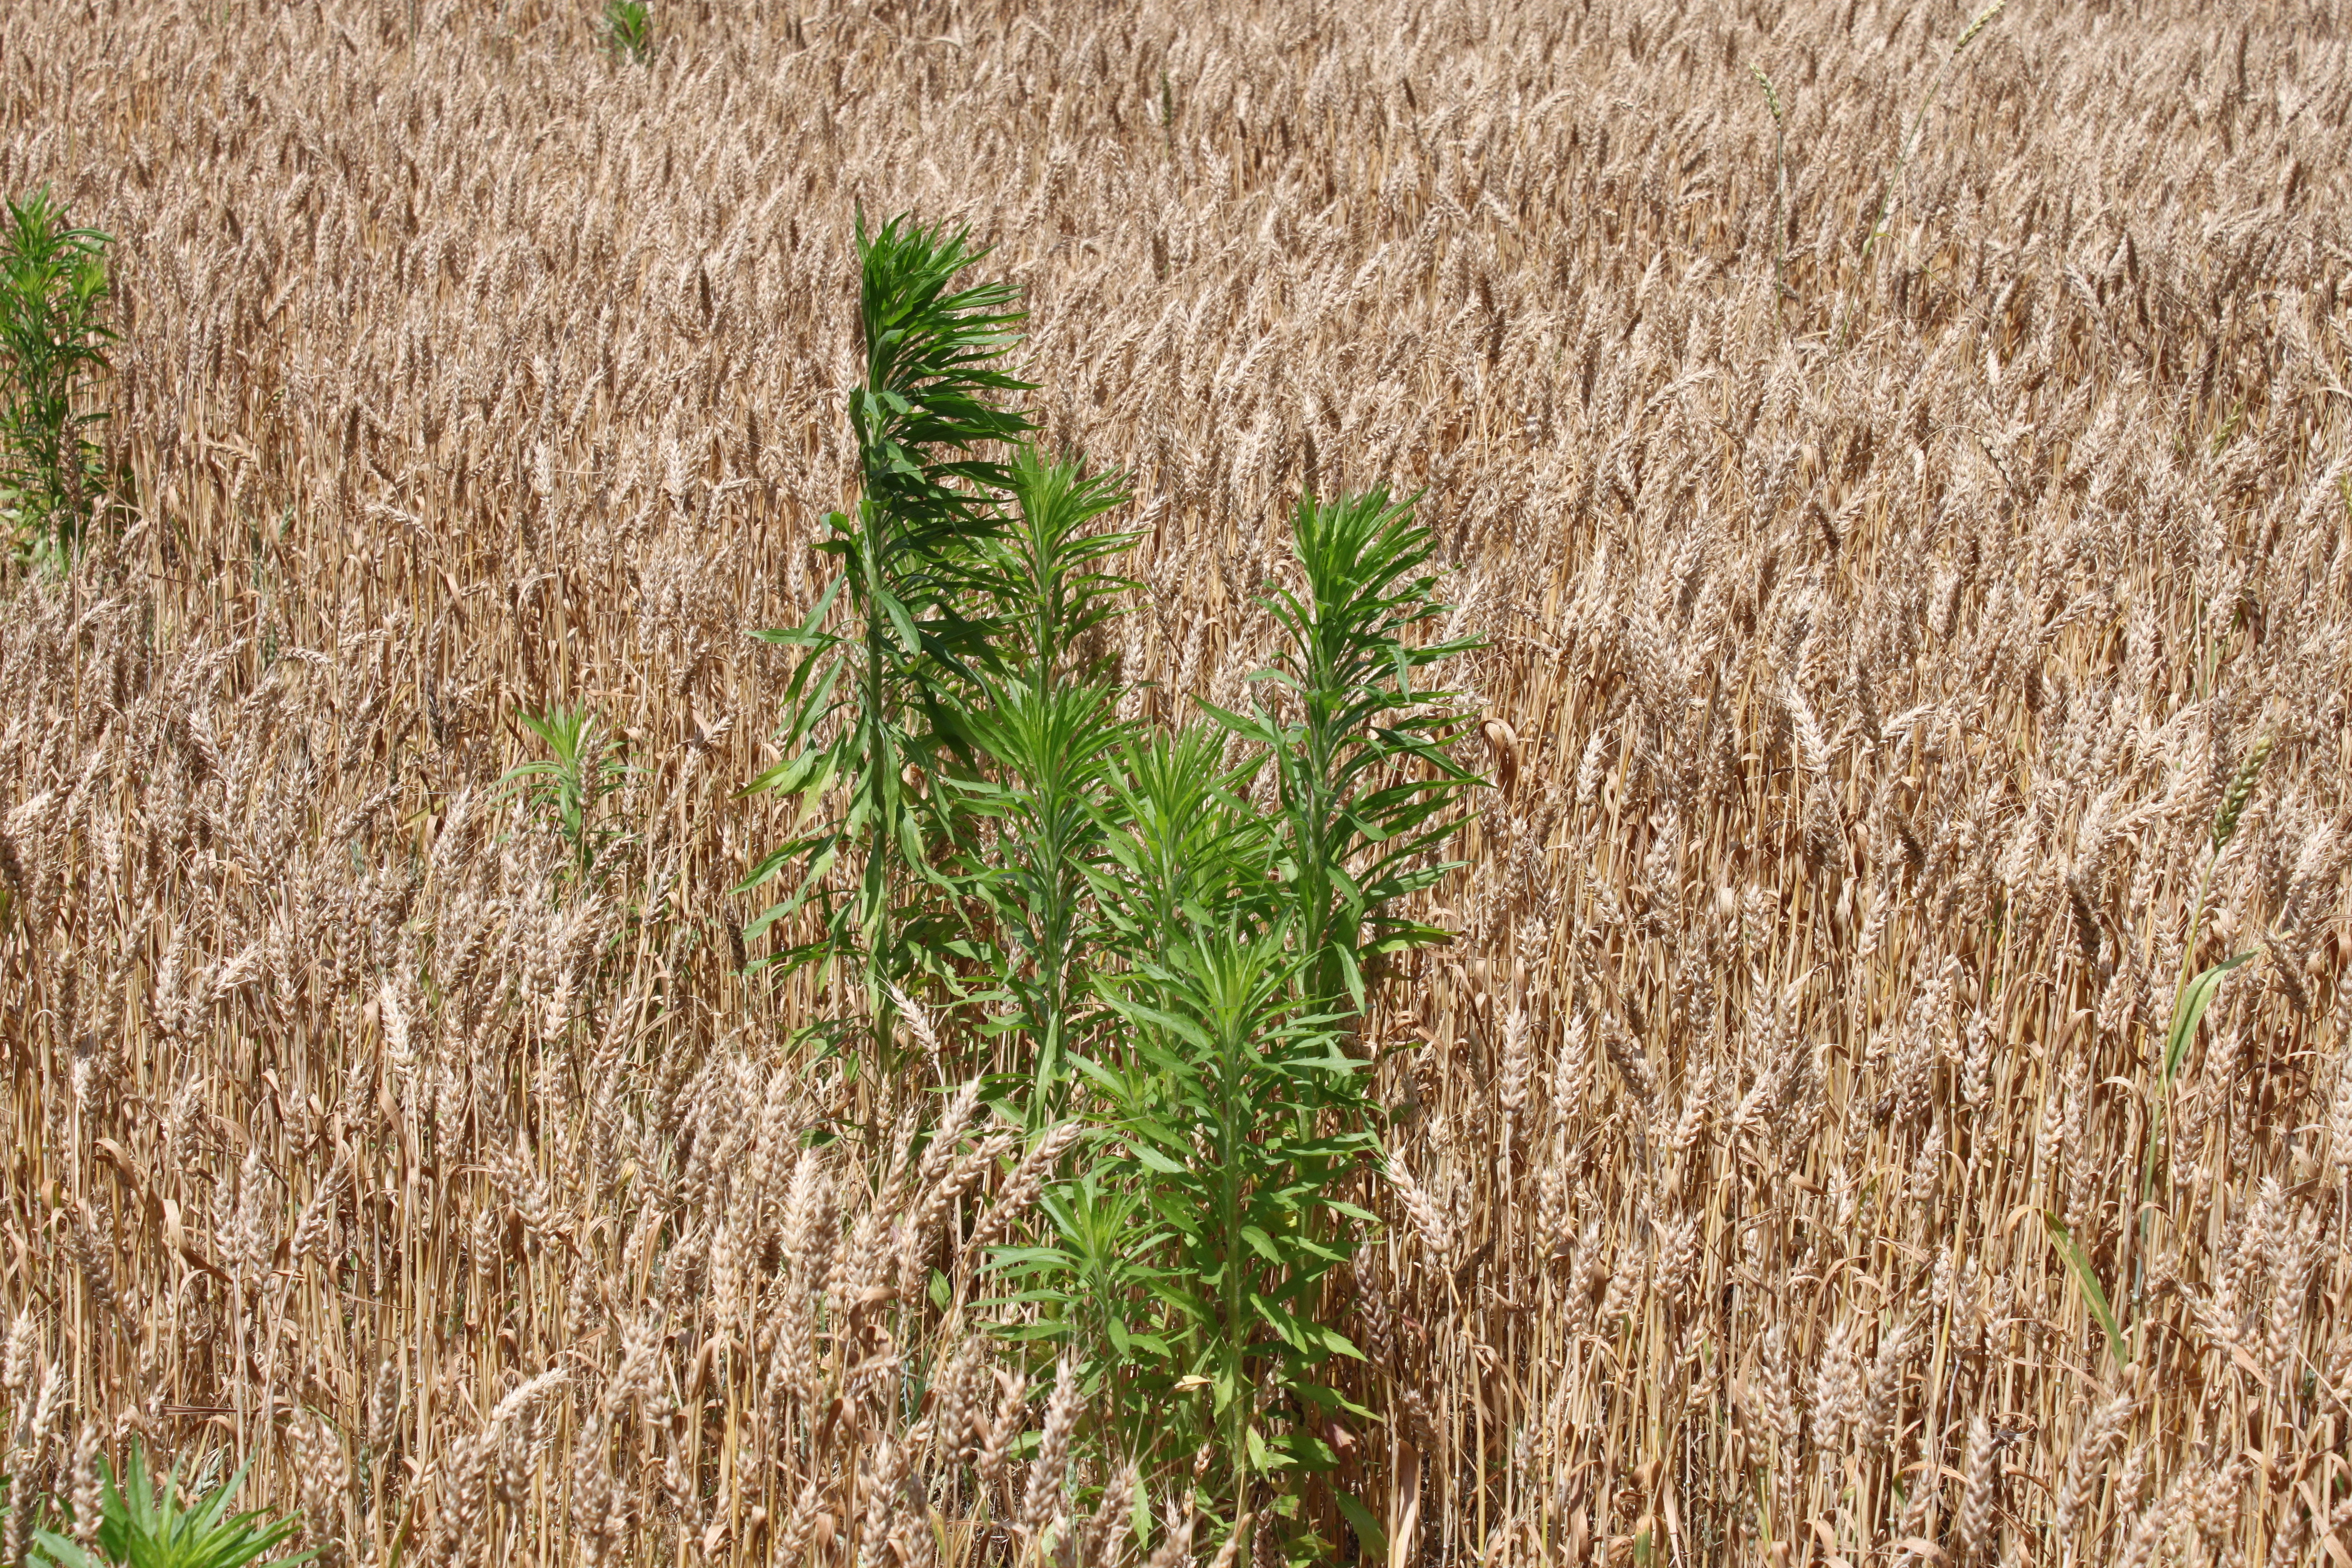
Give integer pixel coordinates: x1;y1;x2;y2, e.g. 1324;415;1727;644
600;0;652;61
499;703;632;878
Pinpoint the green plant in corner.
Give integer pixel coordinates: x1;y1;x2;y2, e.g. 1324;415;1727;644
598;0;652;61
31;1440;316;1568
0;187;115;570
6;1470;62;1565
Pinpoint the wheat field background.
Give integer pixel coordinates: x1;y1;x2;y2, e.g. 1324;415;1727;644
3;0;2351;1563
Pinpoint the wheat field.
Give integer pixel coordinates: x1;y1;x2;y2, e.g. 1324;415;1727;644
3;0;2351;1563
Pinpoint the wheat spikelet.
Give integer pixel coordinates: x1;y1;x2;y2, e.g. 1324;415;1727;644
1022;1354;1083;1545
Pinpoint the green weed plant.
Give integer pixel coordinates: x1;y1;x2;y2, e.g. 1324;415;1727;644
0;188;114;569
599;0;651;61
498;703;632;880
32;1442;313;1568
743;212;1484;1563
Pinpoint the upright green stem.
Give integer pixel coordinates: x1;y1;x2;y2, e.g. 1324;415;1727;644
1292;596;1360;1012
1031;571;1057;704
2133;729;2270;1358
1028;791;1080;1123
1296;729;1340;1007
1216;1009;1249;1532
860;499;896;1049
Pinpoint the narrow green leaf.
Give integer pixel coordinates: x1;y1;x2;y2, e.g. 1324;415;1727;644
2045;1212;2127;1365
2163;951;2254;1084
28;1534;101;1568
1333;1491;1389;1558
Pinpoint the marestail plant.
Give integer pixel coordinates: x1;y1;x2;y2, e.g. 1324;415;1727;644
949;447;1138;1115
745;210;1483;1566
741;210;1034;1069
992;494;1481;1559
1208;487;1482;1019
1081;930;1382;1544
598;0;651;61
0;188;114;570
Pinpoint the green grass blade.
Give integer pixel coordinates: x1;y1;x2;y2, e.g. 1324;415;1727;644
2162;952;2253;1084
2045;1212;2126;1366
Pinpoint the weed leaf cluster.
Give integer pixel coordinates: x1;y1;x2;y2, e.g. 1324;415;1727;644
32;1442;312;1568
